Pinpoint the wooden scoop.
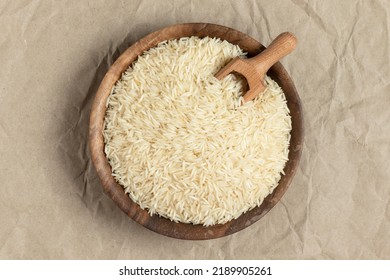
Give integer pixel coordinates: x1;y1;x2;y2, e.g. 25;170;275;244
215;32;297;103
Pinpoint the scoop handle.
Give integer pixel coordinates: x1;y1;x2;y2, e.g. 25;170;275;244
249;32;297;74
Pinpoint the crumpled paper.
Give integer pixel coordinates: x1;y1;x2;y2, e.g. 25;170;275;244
0;0;389;259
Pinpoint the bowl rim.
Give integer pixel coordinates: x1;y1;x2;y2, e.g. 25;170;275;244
89;22;304;240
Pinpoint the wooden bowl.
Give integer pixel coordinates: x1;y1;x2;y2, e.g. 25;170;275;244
89;23;304;240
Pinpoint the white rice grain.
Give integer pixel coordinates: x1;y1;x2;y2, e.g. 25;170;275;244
103;36;292;226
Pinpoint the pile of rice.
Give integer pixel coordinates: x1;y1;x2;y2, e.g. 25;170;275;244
103;36;291;226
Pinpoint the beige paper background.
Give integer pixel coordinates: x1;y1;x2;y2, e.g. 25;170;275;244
1;0;389;259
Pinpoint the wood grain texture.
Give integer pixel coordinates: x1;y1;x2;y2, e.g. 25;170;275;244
215;32;297;103
89;23;304;240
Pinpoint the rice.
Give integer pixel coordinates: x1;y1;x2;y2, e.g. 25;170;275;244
103;36;292;226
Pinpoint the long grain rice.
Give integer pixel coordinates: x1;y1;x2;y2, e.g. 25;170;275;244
103;36;291;226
